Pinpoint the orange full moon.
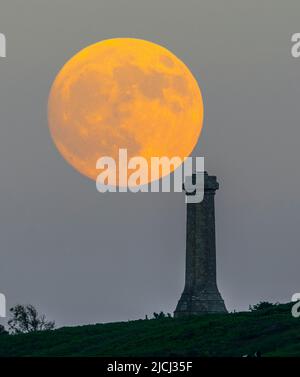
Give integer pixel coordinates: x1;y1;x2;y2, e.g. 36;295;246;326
48;38;204;185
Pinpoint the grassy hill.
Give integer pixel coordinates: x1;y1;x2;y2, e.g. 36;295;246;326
0;303;299;357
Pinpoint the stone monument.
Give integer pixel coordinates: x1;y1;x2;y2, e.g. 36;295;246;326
174;172;227;317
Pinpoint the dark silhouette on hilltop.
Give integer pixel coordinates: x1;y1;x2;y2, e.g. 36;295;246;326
174;172;227;317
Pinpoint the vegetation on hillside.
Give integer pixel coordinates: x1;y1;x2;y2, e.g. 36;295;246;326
0;302;299;357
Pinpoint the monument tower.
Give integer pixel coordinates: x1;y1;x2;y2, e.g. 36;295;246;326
174;172;227;317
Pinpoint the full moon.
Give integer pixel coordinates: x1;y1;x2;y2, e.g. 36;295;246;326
48;38;203;185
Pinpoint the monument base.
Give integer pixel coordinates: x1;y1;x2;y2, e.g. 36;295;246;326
174;288;227;317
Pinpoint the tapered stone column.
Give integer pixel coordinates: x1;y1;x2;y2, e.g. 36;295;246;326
174;172;227;317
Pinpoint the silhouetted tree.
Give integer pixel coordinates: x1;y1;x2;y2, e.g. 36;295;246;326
8;304;55;334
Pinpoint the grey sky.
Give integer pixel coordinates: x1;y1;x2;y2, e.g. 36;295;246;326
0;0;300;326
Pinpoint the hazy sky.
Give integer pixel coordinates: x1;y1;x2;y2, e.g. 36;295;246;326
0;0;300;327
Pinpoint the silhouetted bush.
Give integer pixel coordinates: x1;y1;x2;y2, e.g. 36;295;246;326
249;301;278;312
153;311;167;319
0;325;8;336
152;312;173;319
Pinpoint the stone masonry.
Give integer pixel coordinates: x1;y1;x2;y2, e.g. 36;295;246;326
174;172;227;317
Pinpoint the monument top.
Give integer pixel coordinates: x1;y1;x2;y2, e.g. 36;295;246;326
184;171;219;195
